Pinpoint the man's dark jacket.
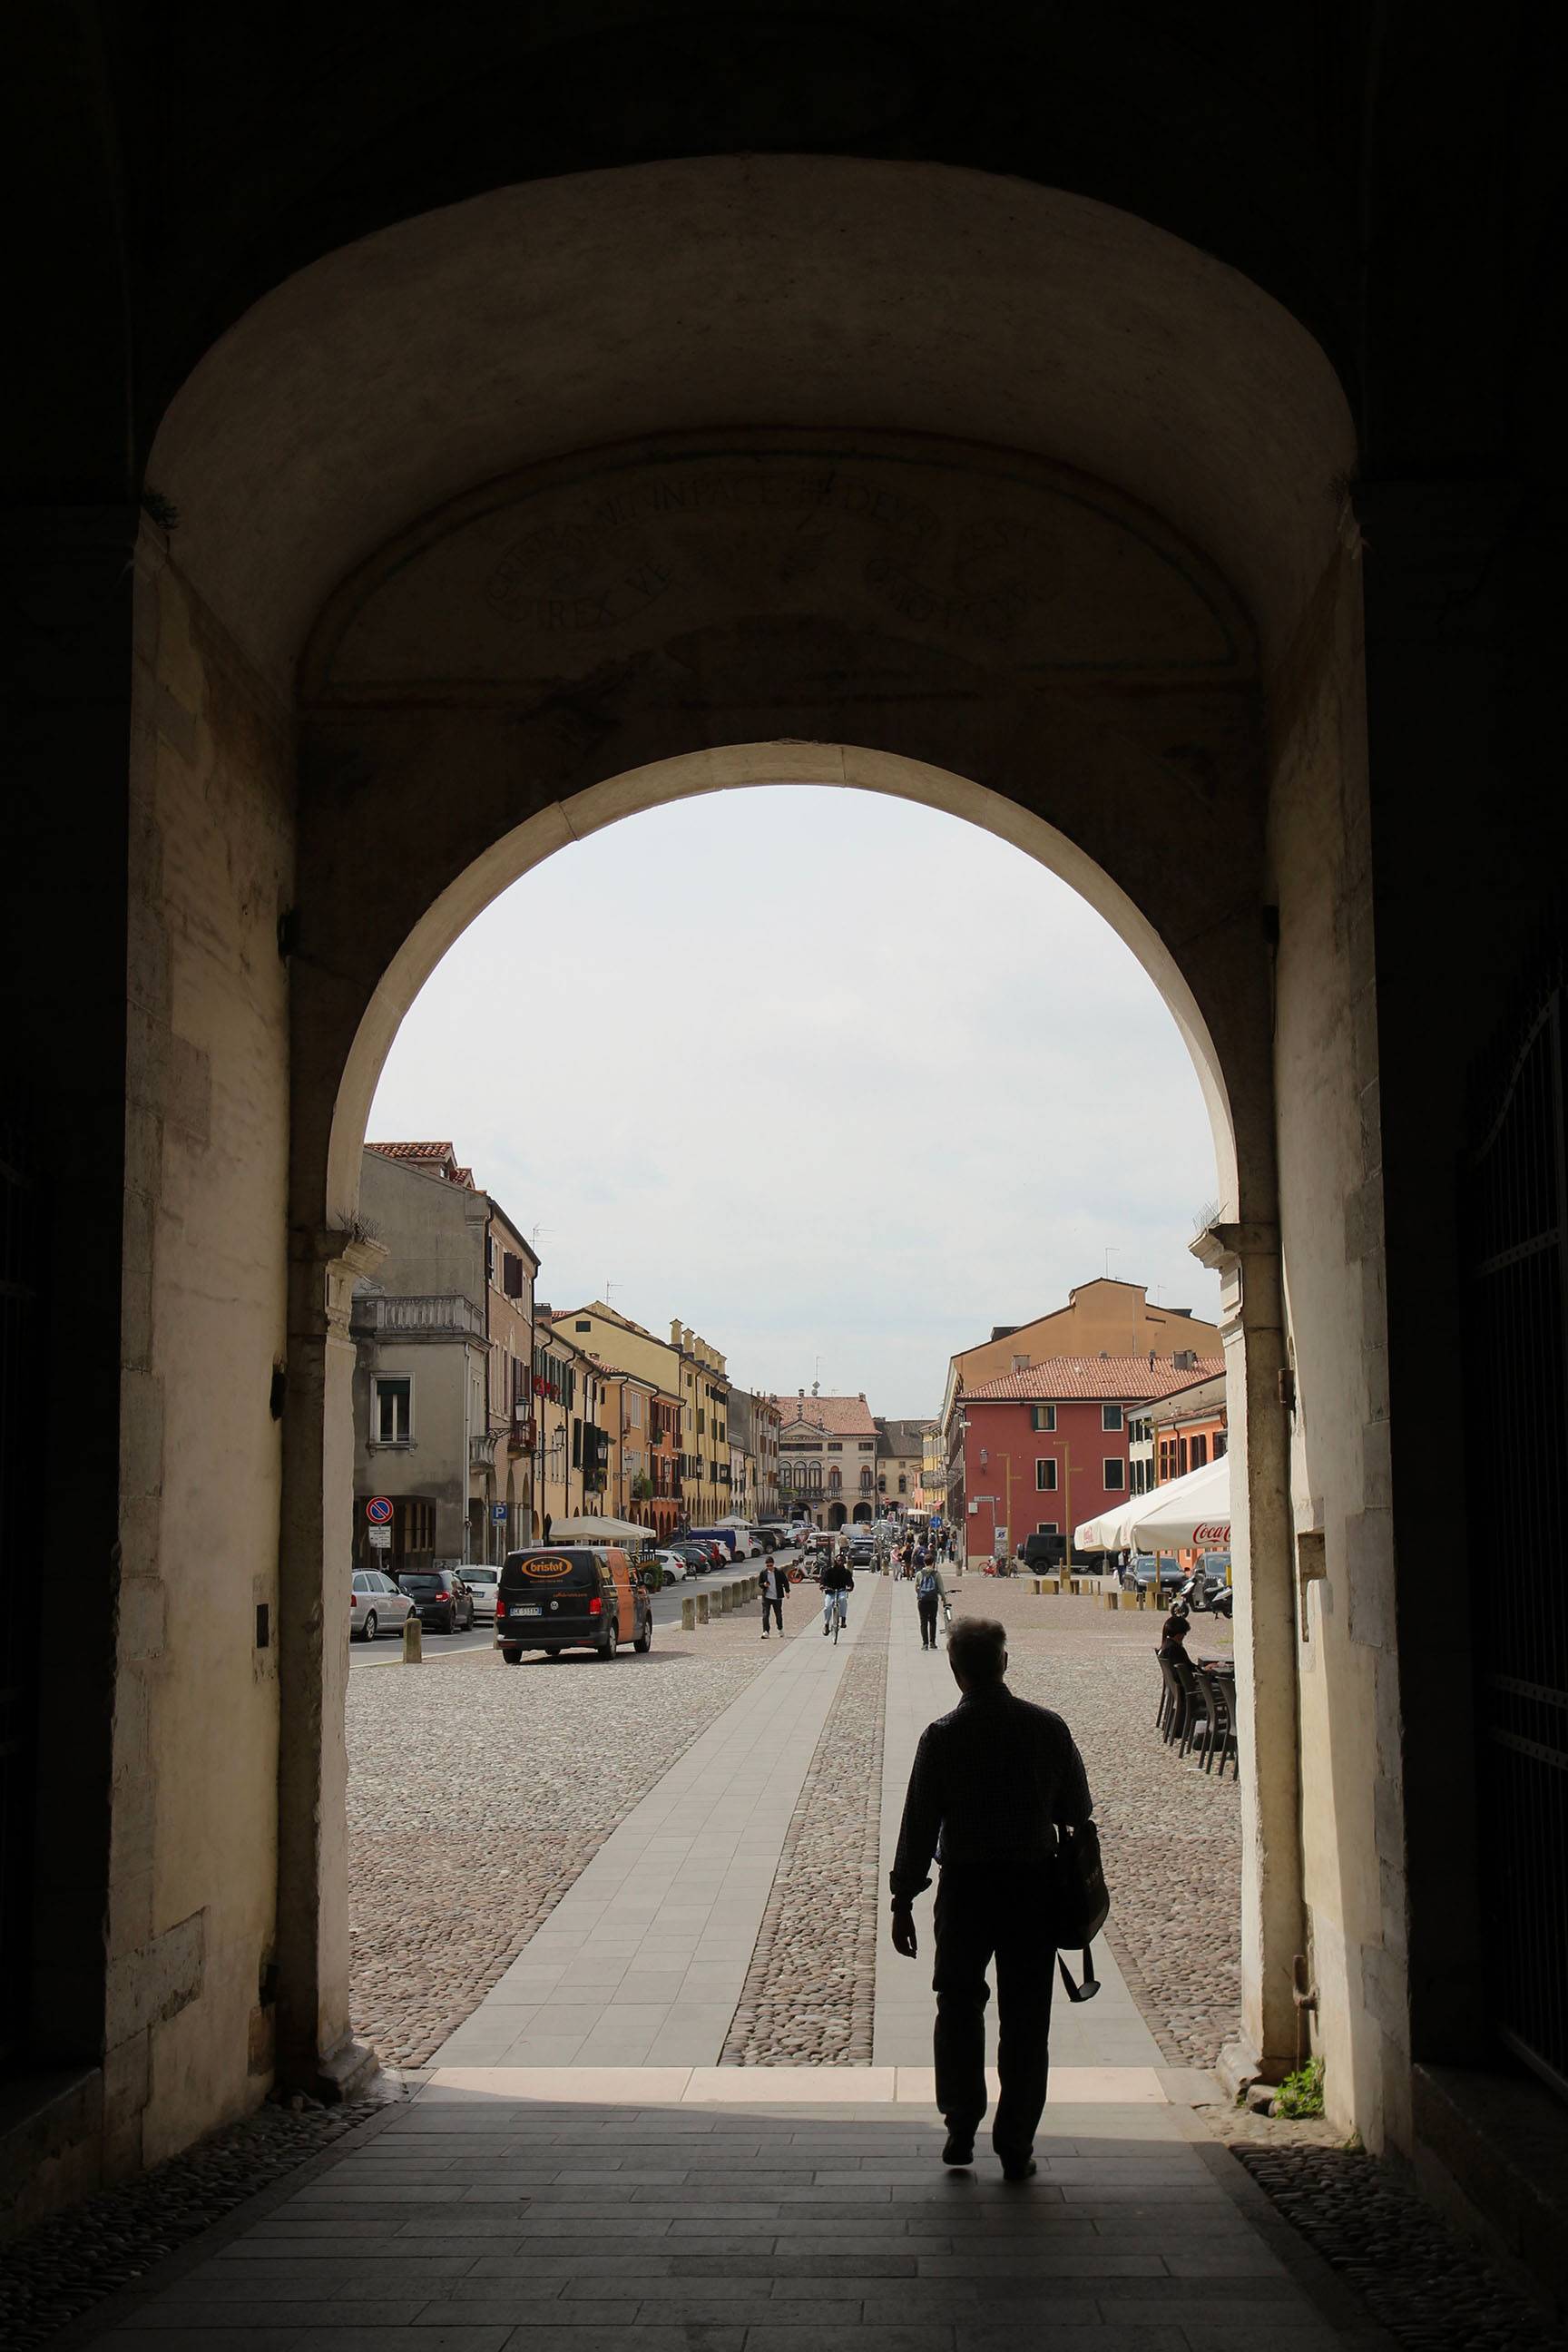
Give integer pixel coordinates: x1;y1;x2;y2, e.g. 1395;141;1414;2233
890;1681;1092;1904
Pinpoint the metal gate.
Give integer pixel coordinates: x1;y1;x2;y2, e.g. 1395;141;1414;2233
0;1102;40;2076
1465;945;1568;2097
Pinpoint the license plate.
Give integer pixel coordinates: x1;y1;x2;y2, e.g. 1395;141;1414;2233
511;1603;542;1617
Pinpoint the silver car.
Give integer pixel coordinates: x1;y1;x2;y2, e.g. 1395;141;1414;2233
462;1564;501;1621
350;1568;415;1642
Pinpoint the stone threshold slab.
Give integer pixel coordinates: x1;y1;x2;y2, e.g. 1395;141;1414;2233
421;2063;1177;2103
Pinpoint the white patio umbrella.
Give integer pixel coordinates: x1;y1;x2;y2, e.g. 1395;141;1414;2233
1128;1453;1230;1552
1073;1451;1230;1554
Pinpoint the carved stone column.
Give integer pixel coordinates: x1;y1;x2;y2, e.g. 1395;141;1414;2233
1192;1220;1304;2083
276;1224;385;2096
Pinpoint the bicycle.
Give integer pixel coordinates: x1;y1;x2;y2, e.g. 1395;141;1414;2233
823;1587;848;1643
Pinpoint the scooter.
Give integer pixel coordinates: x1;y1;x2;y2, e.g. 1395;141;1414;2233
1175;1570;1233;1619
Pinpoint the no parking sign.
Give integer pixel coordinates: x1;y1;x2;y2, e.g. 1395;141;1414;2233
365;1496;394;1526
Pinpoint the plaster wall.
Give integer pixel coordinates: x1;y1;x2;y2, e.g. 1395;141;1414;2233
951;1282;1224;1397
120;532;294;2165
1266;534;1402;2144
358;1149;487;1294
350;1333;474;1563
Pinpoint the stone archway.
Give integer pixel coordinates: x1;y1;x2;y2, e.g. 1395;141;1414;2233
124;154;1400;2161
828;1503;848;1532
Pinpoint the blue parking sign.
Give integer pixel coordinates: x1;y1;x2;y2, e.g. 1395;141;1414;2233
490;1503;507;1524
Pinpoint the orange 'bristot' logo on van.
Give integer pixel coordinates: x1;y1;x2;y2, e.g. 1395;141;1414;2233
520;1556;572;1578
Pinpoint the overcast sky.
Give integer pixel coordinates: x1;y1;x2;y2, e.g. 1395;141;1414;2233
369;786;1221;1416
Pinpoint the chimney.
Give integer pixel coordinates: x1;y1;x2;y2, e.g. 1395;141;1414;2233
799;1387;805;1398
858;1392;865;1401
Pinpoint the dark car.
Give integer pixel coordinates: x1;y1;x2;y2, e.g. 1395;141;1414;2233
496;1544;653;1661
664;1541;712;1573
397;1567;476;1632
1121;1553;1184;1596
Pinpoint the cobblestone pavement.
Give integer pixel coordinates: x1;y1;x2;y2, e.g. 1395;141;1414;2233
952;1576;1240;2068
721;1575;891;2063
0;2092;392;2352
1230;2140;1567;2352
348;1607;774;2067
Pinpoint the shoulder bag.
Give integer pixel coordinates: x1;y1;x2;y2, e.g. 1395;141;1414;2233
1044;1819;1109;2003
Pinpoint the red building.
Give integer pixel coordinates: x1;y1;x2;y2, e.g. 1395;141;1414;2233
960;1355;1224;1566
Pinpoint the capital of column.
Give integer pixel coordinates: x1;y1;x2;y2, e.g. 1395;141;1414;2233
1190;1220;1281;1334
289;1225;387;1347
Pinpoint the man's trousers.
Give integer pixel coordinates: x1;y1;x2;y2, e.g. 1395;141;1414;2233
932;1867;1055;2158
762;1594;784;1632
916;1592;940;1646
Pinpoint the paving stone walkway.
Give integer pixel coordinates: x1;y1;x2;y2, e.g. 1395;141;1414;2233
64;1567;1397;2350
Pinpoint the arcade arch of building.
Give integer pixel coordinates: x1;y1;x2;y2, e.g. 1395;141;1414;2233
64;155;1418;2202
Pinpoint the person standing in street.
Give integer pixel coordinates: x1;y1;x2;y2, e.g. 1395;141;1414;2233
760;1552;789;1640
914;1552;946;1649
889;1617;1093;2180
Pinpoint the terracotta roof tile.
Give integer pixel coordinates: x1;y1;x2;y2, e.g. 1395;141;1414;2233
965;1356;1225;1402
767;1392;878;1436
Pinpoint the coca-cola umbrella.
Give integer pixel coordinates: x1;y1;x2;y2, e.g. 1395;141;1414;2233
1073;1451;1230;1554
1128;1453;1230;1553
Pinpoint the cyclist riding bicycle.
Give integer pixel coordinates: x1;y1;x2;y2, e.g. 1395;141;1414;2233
819;1552;855;1636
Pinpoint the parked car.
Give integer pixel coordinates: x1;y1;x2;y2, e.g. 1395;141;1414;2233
664;1541;711;1573
350;1568;415;1642
1121;1553;1184;1596
397;1566;476;1632
847;1534;877;1567
652;1548;688;1582
462;1564;500;1621
495;1544;653;1661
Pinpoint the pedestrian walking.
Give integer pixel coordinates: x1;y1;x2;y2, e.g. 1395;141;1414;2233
760;1552;789;1639
889;1617;1095;2180
914;1553;946;1649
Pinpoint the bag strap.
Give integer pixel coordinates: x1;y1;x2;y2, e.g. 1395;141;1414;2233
1057;1946;1101;2003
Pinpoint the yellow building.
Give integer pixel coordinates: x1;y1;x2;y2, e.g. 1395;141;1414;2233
920;1424;946;1518
550;1303;730;1531
531;1322;615;1538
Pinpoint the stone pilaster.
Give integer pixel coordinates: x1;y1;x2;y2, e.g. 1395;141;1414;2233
1192;1220;1304;2083
276;1225;385;2096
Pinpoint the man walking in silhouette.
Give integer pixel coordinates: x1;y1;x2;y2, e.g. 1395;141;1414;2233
889;1617;1093;2179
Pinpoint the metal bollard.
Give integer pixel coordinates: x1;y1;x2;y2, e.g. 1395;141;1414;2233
681;1595;696;1631
697;1592;710;1624
402;1613;423;1663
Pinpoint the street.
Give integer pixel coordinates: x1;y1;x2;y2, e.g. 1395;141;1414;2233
348;1543;804;1667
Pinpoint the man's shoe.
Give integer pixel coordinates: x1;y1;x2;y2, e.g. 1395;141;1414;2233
941;2132;975;2167
1000;2155;1037;2182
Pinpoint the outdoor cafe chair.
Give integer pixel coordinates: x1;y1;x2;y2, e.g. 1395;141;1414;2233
1169;1651;1211;1759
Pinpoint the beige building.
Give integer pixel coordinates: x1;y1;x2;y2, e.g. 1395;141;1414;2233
351;1143;538;1570
727;1387;781;1523
770;1390;880;1526
876;1417;932;1514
